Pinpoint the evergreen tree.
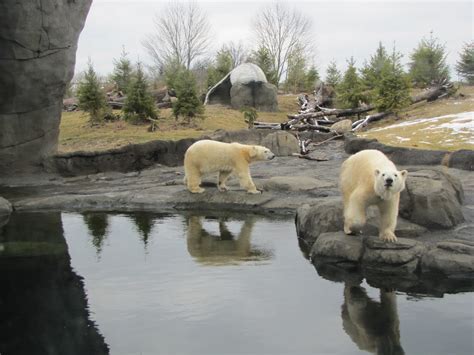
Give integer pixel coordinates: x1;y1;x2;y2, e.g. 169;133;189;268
283;46;318;93
373;49;411;113
325;61;342;88
123;62;158;124
304;66;320;92
76;59;108;124
250;46;278;85
337;57;365;109
173;69;204;123
361;42;390;92
207;47;234;88
112;47;134;94
455;41;474;84
409;32;450;87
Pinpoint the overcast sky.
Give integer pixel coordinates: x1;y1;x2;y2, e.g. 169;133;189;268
75;0;473;79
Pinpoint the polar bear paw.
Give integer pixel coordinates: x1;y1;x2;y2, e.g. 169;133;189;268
190;187;205;194
379;231;398;242
247;189;262;194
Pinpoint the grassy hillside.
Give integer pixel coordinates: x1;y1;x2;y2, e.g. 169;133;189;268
59;95;299;153
59;86;474;153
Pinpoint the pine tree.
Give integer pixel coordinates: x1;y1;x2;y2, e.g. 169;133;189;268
409;32;450;87
325;61;342;88
76;59;108;124
455;41;474;84
123;62;158;124
304;65;320;92
207;47;234;88
173;69;204;123
250;46;278;86
337;57;365;109
284;46;307;93
361;42;390;92
374;49;411;113
112;47;134;94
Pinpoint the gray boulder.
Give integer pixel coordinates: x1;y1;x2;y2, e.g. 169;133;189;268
330;119;353;135
261;131;299;156
295;198;344;246
205;63;278;112
362;237;425;274
311;232;364;262
262;176;334;192
421;239;474;275
0;0;92;174
400;169;465;229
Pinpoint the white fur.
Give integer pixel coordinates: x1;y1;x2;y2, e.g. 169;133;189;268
340;149;408;242
184;140;275;194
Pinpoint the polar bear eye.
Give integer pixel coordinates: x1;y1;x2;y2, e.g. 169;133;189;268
394;174;398;178
382;173;385;177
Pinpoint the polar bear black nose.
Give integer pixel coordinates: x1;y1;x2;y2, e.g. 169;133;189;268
385;177;393;186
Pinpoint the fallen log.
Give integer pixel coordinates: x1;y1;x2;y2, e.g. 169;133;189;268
352;111;391;131
288;105;374;121
411;83;454;104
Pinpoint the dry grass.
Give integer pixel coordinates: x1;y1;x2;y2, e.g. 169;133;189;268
358;85;474;151
59;95;299;153
59;86;474;153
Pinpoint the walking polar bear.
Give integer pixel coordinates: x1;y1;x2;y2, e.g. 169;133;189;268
184;140;275;194
340;149;408;242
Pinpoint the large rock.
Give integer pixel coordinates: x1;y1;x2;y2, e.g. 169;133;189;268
400;169;465;229
311;232;364;262
0;1;92;174
295;198;344;246
205;63;278;112
330;119;353;134
421;239;474;275
362;237;425;274
261;131;299;156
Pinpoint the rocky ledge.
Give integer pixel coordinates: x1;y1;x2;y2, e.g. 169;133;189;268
1;139;473;280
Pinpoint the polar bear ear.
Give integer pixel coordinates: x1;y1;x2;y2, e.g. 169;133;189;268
400;170;408;179
374;169;381;177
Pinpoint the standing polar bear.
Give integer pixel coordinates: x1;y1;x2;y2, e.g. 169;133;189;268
340;149;408;242
184;140;275;194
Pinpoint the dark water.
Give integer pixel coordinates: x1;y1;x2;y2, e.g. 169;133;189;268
0;212;473;355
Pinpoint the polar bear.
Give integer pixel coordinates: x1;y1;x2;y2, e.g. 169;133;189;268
340;149;407;242
184;140;275;194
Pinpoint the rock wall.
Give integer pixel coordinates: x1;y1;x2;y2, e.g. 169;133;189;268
0;0;92;174
344;133;474;171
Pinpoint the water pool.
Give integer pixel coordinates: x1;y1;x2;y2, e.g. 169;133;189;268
0;212;472;355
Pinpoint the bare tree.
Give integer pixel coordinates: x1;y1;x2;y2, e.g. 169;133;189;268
253;2;313;86
223;41;248;68
143;1;212;70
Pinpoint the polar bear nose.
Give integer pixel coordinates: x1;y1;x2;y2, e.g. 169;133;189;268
385;177;393;186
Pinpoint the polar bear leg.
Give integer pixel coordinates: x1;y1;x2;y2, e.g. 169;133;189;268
218;170;232;192
377;197;399;242
235;164;260;194
343;190;367;235
185;166;205;193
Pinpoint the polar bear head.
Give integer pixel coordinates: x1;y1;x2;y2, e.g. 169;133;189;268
249;145;275;162
374;168;407;199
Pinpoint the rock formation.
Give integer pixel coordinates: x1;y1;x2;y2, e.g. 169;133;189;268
204;63;278;112
0;0;92;174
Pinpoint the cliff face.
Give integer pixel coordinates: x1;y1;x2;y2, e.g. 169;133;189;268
0;0;92;174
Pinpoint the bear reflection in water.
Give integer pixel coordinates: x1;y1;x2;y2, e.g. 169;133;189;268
186;216;273;265
342;285;405;355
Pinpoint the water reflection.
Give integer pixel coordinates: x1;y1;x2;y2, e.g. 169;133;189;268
82;212;109;257
186;215;273;265
342;285;404;355
0;212;108;355
130;212;156;248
